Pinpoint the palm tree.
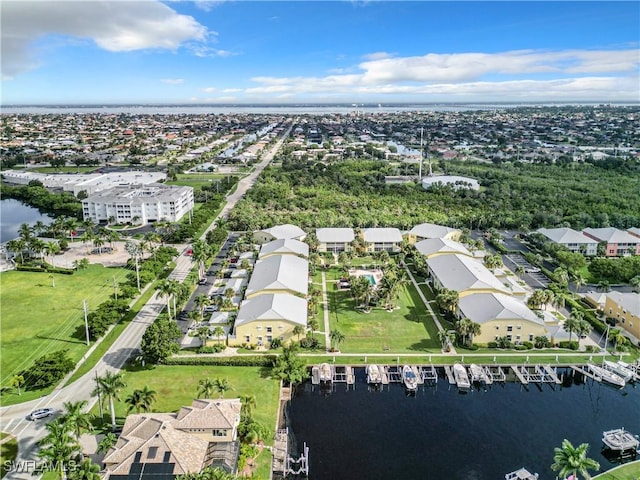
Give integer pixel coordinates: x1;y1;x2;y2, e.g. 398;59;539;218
192;239;210;279
125;386;157;413
293;324;305;341
213;378;232;398
308;318;319;333
551;438;599;480
195;294;210;321
573;273;588;291
554;267;569;287
564;311;584;343
329;329;345;352
198;378;215;398
597;280;611;293
157;279;174;319
9;374;24;396
61;400;94;439
196;326;210;347
630;275;640;293
436;288;459;317
92;371;126;430
437;330;455;351
68;458;101;480
212;326;226;346
240;395;257;420
515;265;525;279
609;328;628;352
39;420;81;477
97;432;117;454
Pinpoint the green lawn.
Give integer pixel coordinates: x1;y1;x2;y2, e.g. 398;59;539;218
166;173;227;191
594;461;640;479
0;265;128;400
326;268;440;353
30;166;98;174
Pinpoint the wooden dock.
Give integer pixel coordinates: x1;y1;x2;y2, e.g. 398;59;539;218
443;365;456;385
311;365;320;385
411;365;424;385
418;365;438;383
486;366;506;382
386;365;403;383
510;365;529;384
572;365;602;382
334;365;355;385
379;365;390;385
542;365;563;384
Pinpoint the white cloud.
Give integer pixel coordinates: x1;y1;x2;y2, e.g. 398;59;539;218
1;0;208;79
222;88;242;93
202;87;218;93
242;48;639;101
192;46;237;58
161;78;184;85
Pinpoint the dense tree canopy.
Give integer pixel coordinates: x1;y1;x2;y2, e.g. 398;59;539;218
227;157;640;231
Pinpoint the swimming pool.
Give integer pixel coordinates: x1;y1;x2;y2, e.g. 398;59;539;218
363;274;376;285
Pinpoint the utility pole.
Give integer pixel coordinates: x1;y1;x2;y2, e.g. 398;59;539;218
83;299;90;346
135;255;140;291
113;276;118;301
95;370;104;421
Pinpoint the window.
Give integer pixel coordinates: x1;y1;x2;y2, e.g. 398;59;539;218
507;335;512;341
267;335;273;342
516;325;522;330
212;429;226;437
495;326;500;330
507;325;513;332
528;334;534;342
516;335;521;341
256;326;262;331
245;335;250;342
266;327;273;333
148;447;158;459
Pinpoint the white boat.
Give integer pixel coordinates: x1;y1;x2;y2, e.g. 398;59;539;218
602;428;640;451
366;364;382;384
319;363;333;383
588;363;626;388
402;365;418;390
505;468;539;480
603;360;634;382
453;363;470;390
616;360;640;381
469;364;488;384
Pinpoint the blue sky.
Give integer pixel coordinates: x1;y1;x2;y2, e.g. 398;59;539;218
1;1;638;104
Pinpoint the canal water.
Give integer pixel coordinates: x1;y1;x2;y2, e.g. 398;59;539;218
0;198;54;243
288;367;640;480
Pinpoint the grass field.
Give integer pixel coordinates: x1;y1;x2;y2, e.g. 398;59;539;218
325;266;440;353
0;265;128;395
166;173;227;191
593;461;640;479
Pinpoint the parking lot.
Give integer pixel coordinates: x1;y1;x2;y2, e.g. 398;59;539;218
505;253;549;288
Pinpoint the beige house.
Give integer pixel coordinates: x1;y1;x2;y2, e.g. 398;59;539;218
316;228;355;253
253;224;307;244
427;254;511;298
457;292;548;345
244;254;308;299
362;227;403;253
103;399;241;478
259;238;309;259
605;292;640;340
415;238;472;259
232;293;307;347
406;223;461;244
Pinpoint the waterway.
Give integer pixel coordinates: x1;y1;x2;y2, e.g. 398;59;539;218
288;367;640;480
0;198;54;243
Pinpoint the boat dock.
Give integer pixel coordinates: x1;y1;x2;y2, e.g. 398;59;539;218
602;427;639;454
411;365;424;385
511;365;529;385
486;366;506;382
334;365;355;386
386;365;403;383
443;365;456;385
571;364;601;382
418;365;438;383
311;365;320;385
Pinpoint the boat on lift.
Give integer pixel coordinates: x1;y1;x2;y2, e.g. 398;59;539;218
453;363;471;390
588;363;626;388
319;363;333;383
366;364;382;384
402;365;418;391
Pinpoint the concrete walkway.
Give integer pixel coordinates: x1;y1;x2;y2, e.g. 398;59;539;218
403;266;457;354
320;271;331;351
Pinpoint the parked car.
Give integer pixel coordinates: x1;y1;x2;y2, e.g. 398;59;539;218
29;408;55;420
198;278;208;285
204;305;219;313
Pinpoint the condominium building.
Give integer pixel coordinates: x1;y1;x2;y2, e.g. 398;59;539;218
82;184;194;225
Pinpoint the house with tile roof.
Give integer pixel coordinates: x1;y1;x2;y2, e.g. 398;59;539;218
103;399;241;479
583;227;640;256
537;227;598;256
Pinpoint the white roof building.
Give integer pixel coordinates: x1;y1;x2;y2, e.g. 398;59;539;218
259;239;309;259
82;184;194;225
235;293;307;328
245;254;308;298
458;293;543;326
628;227;640;238
537;227;598;256
408;223;461;241
422;175;480;191
427;254;511;297
316;228;355;244
253;224;307;243
415;238;472;258
583;227;640;256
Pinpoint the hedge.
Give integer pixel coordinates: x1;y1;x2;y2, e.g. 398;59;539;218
16;265;75;275
164;355;277;367
565;297;607;335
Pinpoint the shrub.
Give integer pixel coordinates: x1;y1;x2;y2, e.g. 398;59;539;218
521;341;534;350
19;350;75;390
198;344;226;354
163;356;276;367
269;338;283;349
558;340;579;350
487;341;498;349
299;337;320;350
534;336;552;349
514;345;528;351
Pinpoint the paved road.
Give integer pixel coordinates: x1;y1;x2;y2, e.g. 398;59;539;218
0;122;292;480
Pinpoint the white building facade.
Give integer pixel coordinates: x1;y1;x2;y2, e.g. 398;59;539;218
82;184;194;225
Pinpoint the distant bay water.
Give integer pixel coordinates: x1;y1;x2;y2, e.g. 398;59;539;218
0;103;612;115
288;368;640;480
